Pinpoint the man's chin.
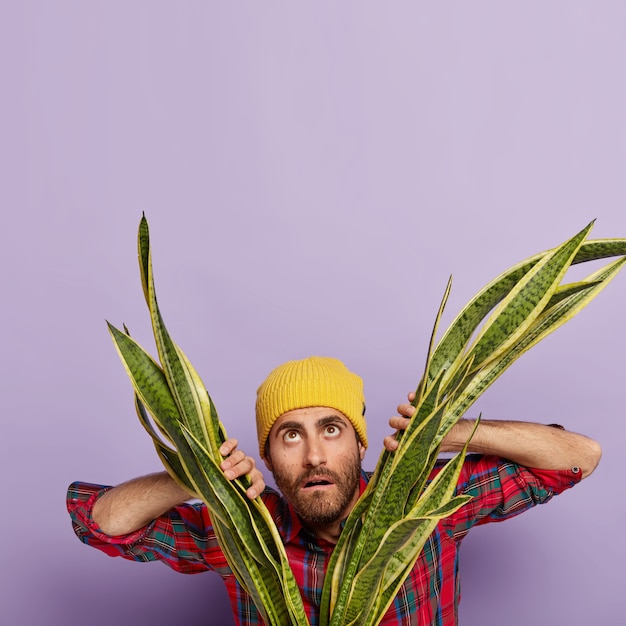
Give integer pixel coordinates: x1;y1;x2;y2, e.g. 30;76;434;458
298;506;344;526
294;493;347;526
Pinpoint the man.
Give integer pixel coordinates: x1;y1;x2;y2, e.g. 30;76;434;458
67;356;600;625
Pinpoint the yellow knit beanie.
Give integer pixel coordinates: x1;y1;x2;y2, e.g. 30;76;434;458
256;356;367;458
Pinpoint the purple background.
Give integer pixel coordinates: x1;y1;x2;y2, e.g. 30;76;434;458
3;2;625;625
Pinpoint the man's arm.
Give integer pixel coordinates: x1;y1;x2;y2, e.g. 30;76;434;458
386;397;602;479
438;417;601;478
93;438;264;536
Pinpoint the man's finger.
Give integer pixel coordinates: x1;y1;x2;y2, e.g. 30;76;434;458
384;435;400;451
389;416;411;430
396;403;415;418
246;467;265;499
219;438;239;457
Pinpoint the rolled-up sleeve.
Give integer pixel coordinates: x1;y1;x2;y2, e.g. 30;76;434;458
67;481;230;575
442;455;582;541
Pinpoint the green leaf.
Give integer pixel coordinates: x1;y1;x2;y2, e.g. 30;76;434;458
138;218;217;454
464;222;593;373
107;321;183;442
443;255;626;431
427;235;626;388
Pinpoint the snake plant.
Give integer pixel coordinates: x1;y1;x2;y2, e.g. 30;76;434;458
108;216;625;625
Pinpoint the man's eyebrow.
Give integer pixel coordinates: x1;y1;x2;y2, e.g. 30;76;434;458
317;415;347;428
275;420;304;433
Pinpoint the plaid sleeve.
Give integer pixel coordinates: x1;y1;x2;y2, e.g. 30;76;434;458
67;481;230;575
442;454;582;541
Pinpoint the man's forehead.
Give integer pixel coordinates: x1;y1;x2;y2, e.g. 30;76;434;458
272;406;350;430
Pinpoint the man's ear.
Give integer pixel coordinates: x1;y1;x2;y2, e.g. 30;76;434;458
263;455;273;472
358;442;366;461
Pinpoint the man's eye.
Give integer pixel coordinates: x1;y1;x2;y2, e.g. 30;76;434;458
284;431;301;442
325;425;340;437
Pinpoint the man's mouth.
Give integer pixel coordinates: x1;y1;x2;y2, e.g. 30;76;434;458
302;477;335;489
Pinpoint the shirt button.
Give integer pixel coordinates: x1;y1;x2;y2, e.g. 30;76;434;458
571;466;580;474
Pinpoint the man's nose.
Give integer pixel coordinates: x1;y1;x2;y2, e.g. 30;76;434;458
304;440;326;467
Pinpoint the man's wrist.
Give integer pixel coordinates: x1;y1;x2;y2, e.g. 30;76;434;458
440;419;476;452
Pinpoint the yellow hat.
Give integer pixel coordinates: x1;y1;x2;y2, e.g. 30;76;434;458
256;356;367;458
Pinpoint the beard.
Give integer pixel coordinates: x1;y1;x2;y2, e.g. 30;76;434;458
272;449;362;527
